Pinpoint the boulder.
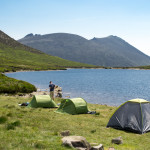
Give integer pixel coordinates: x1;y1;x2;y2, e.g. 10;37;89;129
62;136;91;150
4;93;8;96
90;144;104;150
29;93;33;97
111;136;123;145
108;147;115;150
18;93;25;96
55;85;62;98
55;85;62;92
43;92;47;95
60;130;70;136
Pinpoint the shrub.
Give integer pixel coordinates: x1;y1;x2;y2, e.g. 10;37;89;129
6;112;13;117
34;142;46;149
0;116;7;124
95;112;100;116
6;123;15;130
90;129;96;133
11;120;21;127
0;74;37;94
6;120;21;130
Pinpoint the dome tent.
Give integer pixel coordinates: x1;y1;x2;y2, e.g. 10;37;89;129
28;95;58;108
107;99;150;134
55;98;89;115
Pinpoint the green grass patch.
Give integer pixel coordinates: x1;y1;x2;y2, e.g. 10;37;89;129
0;42;96;73
0;95;149;149
0;116;7;124
6;120;21;130
0;73;36;94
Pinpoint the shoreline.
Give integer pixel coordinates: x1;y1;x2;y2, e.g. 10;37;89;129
4;67;150;74
1;92;116;108
2;68;150;107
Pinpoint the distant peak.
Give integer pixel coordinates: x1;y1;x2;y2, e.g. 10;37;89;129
24;33;34;38
108;35;118;38
24;33;41;38
91;37;98;40
107;35;124;41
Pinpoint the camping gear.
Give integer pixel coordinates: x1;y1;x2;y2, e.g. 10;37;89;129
107;99;150;134
28;95;58;108
20;102;29;106
55;98;89;115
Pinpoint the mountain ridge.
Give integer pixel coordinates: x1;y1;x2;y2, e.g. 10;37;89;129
0;30;95;73
18;33;150;67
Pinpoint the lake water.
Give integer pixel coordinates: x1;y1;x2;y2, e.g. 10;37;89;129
5;69;150;106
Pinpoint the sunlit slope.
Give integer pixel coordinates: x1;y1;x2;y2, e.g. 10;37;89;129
0;30;95;72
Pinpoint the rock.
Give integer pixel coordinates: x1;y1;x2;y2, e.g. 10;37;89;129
37;88;41;92
62;136;91;150
29;93;33;97
111;136;123;145
43;92;47;95
65;96;70;98
55;85;62;98
108;147;115;150
77;148;87;150
55;85;62;92
18;93;25;96
90;144;104;150
5;93;8;96
56;92;62;98
60;130;70;136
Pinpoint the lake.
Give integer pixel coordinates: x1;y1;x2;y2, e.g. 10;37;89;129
5;69;150;106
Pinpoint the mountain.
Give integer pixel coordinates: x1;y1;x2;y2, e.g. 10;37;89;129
0;30;95;73
18;33;150;67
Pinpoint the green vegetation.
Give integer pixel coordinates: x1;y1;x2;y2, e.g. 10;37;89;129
0;41;95;73
137;65;150;69
0;74;36;94
0;95;149;150
0;30;96;94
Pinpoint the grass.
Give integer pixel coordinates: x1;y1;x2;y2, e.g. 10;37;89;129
0;95;150;150
0;73;36;94
137;65;150;69
0;42;96;73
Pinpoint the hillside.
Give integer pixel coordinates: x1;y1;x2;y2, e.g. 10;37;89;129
0;30;95;73
19;33;150;67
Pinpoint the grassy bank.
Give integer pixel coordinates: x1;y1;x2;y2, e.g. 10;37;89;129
0;74;36;94
0;96;149;150
0;43;96;73
0;30;97;94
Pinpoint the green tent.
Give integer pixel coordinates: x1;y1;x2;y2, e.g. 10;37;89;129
55;98;89;115
28;95;58;108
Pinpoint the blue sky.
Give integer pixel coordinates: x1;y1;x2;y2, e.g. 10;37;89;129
0;0;150;56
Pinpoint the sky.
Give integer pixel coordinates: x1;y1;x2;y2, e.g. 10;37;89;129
0;0;150;56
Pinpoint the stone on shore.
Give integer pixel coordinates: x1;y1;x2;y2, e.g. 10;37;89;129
90;144;104;150
111;136;123;144
62;136;91;150
108;147;115;150
60;130;70;136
